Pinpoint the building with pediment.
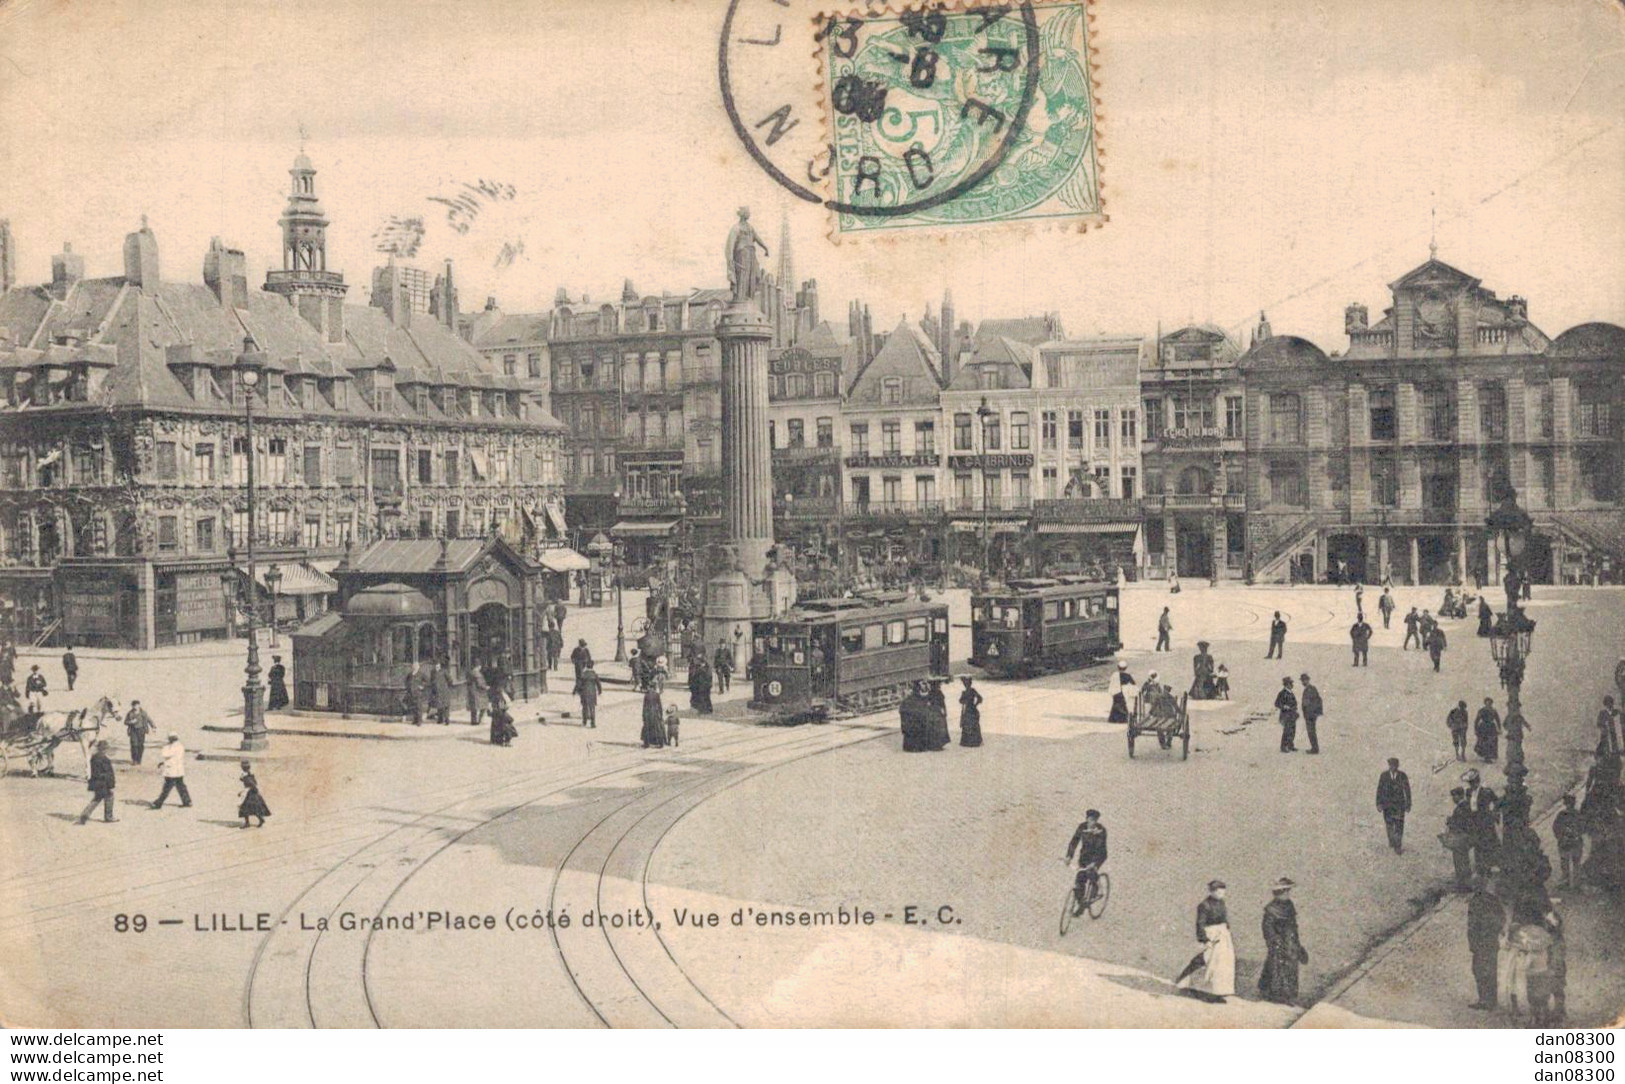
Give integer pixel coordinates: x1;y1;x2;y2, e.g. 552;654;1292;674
1242;255;1625;585
0;152;567;648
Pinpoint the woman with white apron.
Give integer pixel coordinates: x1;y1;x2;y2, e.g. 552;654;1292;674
1176;880;1236;1002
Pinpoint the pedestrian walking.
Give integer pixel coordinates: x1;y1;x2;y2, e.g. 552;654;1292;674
465;666;487;726
122;700;155;765
1155;607;1172;652
713;645;733;693
1349;616;1372;667
575;662;602;728
1108;661;1135;723
688;655;714;714
1265;611;1288;659
404;661;426;726
1274;677;1299;753
61;645;78;691
1467;875;1505;1010
1463;769;1501;877
1426;623;1447;673
150;733;192;809
1597;696;1621;758
1378;587;1395;630
1175;880;1235;1003
430;661;455;724
1447;700;1470;761
237;760;270;828
77;740;117;824
1477;596;1494;638
1402;606;1421;650
1554;794;1584;889
266;655;289;711
24;664;47;714
0;638;14;687
640;685;667;749
1300;674;1323;754
570;638;592;682
1444;787;1474;888
664;704;681;748
1258;877;1308;1004
958;675;984;747
1375;757;1412;853
488;683;517;746
1474;697;1501;762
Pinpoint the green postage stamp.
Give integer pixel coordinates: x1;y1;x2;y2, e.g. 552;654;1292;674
815;0;1104;238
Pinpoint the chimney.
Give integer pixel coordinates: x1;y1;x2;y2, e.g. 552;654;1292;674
50;242;84;296
485;295;498;312
203;237;249;309
429;259;459;330
1506;295;1528;323
122;216;160;289
1344;302;1369;335
371;256;410;328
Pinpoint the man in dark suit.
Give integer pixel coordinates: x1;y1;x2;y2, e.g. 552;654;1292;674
1300;674;1324;754
1265;611;1288;659
1462;768;1501;876
1375;757;1412;853
1274;677;1299;753
77;740;117;824
1349;617;1372;667
1467;876;1505;1010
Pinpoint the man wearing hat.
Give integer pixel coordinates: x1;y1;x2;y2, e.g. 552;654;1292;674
1300;674;1324;754
1259;877;1308;1003
1274;676;1299;753
77;740;117;825
1467;874;1505;1010
1155;606;1172;652
1375;757;1412;853
1446;699;1471;761
150;732;191;809
1462;769;1500;876
1445;787;1475;887
23;663;47;714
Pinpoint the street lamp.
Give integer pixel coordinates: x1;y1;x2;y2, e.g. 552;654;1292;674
613;542;627;662
265;562;283;648
1485;481;1537;767
976;396;994;588
1209;491;1222;587
233;340;268;752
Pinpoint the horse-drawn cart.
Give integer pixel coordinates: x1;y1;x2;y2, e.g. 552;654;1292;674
1127;685;1190;760
0;690;117;778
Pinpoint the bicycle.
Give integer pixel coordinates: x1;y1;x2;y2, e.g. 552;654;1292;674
1058;867;1111;934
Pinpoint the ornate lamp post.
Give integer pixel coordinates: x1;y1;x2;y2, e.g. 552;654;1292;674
1485;482;1537;765
613;541;627;663
265;562;283;648
976;396;995;588
232;341;269;752
1209;491;1222;587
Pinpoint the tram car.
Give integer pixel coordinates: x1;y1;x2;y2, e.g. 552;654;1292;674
750;593;951;721
970;576;1121;676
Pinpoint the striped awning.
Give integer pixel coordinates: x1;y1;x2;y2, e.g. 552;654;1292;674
544;503;568;538
251;561;340;596
611;519;678;537
537;548;591;572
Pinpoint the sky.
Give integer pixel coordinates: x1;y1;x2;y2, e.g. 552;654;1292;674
0;0;1621;349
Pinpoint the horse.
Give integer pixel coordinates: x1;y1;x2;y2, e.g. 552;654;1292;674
0;695;120;779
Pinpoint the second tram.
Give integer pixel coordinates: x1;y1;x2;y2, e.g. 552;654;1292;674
970;577;1121;676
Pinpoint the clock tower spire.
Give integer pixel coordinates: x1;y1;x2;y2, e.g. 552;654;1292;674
264;147;349;342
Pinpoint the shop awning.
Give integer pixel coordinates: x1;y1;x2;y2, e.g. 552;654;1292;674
544;503;569;539
1036;522;1141;534
537;548;591;573
468;448;491;480
950;519;1029;533
251;561;340;596
610;519;679;538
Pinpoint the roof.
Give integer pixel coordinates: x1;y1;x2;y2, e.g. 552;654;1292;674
947;335;1034;391
344;582;438;618
1389;257;1481;291
345;538;494;576
797;320;849;353
975;315;1061;346
846;318;943;407
1551;322;1625;358
1236;334;1333;372
473;313;551;348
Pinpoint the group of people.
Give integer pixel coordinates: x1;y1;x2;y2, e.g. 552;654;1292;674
899;676;983;752
1167;876;1309;1006
1399;603;1451;671
1271;674;1324;754
77;729;271;830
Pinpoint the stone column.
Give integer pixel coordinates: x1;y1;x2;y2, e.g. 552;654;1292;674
1409;536;1420;586
717;302;775;581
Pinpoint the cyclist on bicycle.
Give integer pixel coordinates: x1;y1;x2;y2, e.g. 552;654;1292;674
1065;809;1109;914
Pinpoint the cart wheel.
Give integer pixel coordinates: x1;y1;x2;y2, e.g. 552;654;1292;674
1088;872;1111;920
1181;725;1190;761
1126;727;1136;758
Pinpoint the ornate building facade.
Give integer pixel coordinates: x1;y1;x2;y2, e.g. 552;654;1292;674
1242;256;1625;585
0;153;566;648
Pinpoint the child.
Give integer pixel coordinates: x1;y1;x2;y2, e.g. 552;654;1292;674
1214;664;1231;700
237;760;270;829
664;704;681;748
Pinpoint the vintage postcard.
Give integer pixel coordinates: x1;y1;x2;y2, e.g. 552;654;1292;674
0;0;1622;1041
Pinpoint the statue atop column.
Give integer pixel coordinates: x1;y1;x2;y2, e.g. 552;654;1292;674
726;207;769;303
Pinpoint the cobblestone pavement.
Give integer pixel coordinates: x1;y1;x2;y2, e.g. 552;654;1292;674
1;586;1618;1027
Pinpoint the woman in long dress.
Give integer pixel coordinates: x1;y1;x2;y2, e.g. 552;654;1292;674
927;680;951;750
237;760;271;828
1175;880;1235;1002
266;656;289;711
1258;878;1307;1003
688;657;714;714
640;685;667;748
1108;663;1135;723
958;677;984;747
488;685;517;746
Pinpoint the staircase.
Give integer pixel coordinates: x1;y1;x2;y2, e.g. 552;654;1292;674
30;619;60;648
1550;511;1625;564
1251;514;1319;583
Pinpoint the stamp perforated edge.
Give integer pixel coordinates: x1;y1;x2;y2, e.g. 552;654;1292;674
810;0;1109;245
